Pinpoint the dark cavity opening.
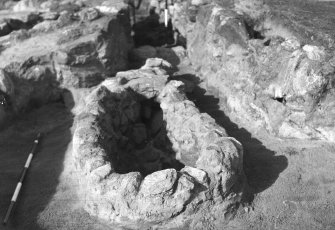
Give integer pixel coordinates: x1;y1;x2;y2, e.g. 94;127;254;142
263;39;271;46
112;93;184;176
243;19;265;40
273;96;286;104
1;15;43;38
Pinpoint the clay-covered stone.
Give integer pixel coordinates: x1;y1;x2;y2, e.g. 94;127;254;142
72;61;245;228
0;5;133;117
171;0;335;141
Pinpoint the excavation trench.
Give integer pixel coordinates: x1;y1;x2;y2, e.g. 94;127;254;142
1;4;245;228
2;1;335;229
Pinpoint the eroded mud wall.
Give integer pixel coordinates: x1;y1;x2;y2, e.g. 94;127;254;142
0;1;133;127
171;0;335;141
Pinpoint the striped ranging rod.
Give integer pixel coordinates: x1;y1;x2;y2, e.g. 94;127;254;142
3;133;42;226
164;0;169;27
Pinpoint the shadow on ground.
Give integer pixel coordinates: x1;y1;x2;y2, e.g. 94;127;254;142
170;74;288;202
132;8;174;47
0;91;74;230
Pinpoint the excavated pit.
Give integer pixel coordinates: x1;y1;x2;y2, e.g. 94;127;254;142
72;63;245;228
109;92;185;176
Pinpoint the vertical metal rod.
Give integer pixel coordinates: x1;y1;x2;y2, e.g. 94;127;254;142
3;133;42;226
165;0;168;27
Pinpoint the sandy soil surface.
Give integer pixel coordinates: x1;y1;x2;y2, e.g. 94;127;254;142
0;103;122;230
266;0;335;47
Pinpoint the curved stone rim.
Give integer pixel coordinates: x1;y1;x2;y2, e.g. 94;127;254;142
72;67;245;226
